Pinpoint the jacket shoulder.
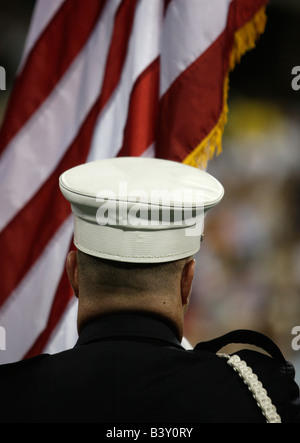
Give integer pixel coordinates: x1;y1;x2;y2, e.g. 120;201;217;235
195;329;286;362
0;354;49;375
195;329;300;423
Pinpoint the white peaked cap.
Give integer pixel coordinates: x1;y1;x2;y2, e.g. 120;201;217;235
59;157;224;263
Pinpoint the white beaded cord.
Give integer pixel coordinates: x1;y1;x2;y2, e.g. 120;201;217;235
218;353;282;423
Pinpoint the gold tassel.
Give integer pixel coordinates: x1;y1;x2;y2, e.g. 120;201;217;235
183;6;267;170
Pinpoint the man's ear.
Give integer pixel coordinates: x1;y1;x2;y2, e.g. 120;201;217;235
180;259;195;308
66;250;79;298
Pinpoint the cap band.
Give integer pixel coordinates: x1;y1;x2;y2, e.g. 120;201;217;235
74;216;201;263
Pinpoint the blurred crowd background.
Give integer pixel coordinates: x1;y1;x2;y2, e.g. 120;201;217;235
186;0;300;384
0;1;299;383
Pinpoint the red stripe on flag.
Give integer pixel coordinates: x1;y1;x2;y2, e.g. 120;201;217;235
118;58;159;157
0;0;140;311
23;251;74;360
155;0;267;162
155;34;228;162
232;0;267;29
164;0;173;14
0;0;107;155
98;0;139;107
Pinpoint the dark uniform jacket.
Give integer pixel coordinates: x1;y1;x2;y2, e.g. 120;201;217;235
0;312;299;423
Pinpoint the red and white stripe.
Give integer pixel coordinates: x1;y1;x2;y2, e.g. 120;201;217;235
0;0;267;363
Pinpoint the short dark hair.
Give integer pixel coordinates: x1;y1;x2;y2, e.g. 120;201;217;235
77;250;189;295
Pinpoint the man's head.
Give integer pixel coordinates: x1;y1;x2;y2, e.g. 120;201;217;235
60;157;224;338
66;249;195;339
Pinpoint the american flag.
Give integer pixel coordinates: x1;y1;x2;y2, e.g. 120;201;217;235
0;0;267;363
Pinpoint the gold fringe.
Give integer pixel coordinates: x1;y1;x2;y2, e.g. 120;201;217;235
183;5;267;170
